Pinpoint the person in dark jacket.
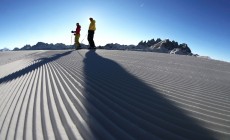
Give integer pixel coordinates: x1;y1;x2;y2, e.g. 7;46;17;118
88;18;96;49
72;23;81;50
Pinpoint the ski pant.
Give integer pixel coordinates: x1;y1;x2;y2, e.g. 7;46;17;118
75;34;80;49
88;30;95;48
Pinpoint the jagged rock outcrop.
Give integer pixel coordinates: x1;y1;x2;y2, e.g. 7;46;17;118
178;43;191;54
21;44;32;50
150;39;172;53
138;39;192;55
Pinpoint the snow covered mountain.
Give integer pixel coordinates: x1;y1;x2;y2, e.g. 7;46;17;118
0;48;10;52
0;50;229;140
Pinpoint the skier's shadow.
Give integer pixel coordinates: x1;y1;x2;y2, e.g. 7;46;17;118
82;50;217;140
0;51;72;84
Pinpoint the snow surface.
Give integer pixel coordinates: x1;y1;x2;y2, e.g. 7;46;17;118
0;50;230;140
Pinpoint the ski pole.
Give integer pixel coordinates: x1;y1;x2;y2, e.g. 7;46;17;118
81;34;88;43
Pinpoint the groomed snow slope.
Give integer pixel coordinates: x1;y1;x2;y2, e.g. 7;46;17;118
0;50;229;140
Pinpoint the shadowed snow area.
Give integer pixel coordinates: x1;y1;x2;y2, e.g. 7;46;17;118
0;50;229;140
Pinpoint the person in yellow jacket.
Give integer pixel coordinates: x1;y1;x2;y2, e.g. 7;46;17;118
88;17;96;49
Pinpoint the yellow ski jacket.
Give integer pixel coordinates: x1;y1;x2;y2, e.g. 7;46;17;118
89;20;96;31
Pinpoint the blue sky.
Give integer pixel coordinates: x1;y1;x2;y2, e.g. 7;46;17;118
0;0;229;62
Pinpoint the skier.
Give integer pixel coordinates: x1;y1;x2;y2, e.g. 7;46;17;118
88;17;96;49
71;23;81;50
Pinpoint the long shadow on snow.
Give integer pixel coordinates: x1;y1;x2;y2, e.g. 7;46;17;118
0;51;73;84
82;50;217;140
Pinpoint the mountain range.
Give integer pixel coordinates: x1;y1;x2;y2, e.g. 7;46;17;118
2;38;198;56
